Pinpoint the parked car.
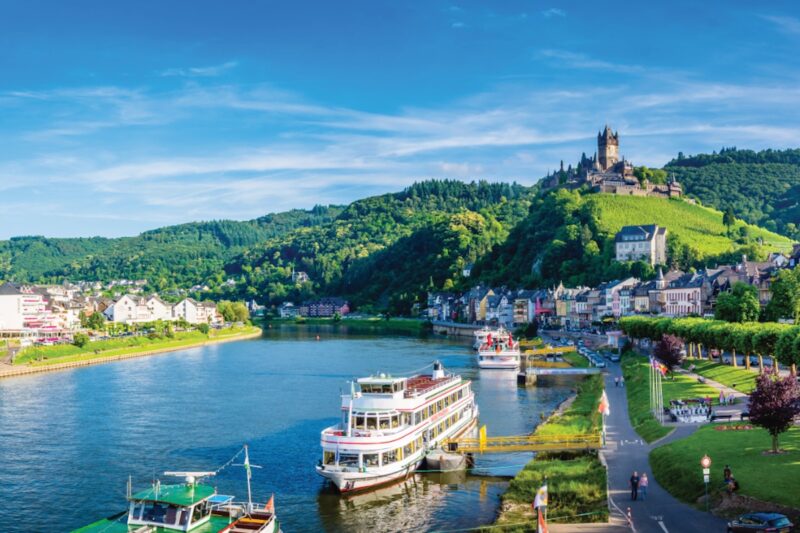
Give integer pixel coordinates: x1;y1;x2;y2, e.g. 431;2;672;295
727;512;793;532
609;353;621;363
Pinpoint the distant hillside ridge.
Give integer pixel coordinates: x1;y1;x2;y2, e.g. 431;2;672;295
665;147;800;240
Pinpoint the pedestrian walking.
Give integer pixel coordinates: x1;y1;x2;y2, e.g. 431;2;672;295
723;464;732;483
630;471;640;500
615;376;619;387
640;473;649;500
619;375;625;388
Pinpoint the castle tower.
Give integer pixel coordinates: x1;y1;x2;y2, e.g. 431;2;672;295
597;125;619;171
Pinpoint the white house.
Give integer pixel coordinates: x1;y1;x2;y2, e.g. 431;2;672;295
0;284;24;330
104;295;153;324
173;298;219;324
146;295;173;321
614;224;667;265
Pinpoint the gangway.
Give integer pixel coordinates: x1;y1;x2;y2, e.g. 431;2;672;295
443;426;603;454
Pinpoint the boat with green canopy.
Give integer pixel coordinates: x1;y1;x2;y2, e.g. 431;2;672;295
72;445;280;533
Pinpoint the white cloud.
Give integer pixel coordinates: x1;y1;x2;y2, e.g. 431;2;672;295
761;14;800;35
538;49;645;74
160;61;239;77
541;8;566;18
451;21;467;29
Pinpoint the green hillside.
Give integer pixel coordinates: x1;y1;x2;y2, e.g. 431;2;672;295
0;207;343;291
473;189;792;289
590;195;792;257
665;148;800;239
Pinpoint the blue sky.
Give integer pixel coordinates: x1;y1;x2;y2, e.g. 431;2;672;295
2;0;800;238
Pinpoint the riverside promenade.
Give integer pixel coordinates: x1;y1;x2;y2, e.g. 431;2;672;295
0;328;262;380
601;364;728;533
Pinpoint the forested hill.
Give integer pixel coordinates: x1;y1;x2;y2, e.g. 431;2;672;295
222;180;536;312
0;207;343;290
472;189;792;289
665;147;800;239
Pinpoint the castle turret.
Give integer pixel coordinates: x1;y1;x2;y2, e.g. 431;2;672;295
597;125;619;171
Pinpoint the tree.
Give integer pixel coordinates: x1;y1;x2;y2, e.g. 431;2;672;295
86;312;106;331
748;373;800;453
72;332;90;348
714;282;760;323
765;267;800;323
722;207;736;235
654;334;685;373
196;323;210;334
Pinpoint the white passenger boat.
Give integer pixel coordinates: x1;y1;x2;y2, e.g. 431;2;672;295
472;326;507;350
316;361;479;493
476;331;521;369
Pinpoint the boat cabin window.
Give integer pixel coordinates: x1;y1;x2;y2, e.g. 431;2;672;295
338;453;359;467
379;416;390;430
363;453;379;467
134;502;182;525
191;502;210;524
382;449;398;465
324;451;336;465
360;382;404;394
366;416;377;430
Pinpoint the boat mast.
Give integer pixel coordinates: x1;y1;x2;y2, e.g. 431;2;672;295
244;445;253;513
347;381;354;437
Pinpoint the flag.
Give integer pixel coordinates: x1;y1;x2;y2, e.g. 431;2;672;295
598;390;610;416
264;494;275;514
244;453;252;480
658;363;668;376
538;508;549;533
533;482;548;509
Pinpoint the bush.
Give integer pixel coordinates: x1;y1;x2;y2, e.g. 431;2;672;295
196;323;210;334
72;333;90;348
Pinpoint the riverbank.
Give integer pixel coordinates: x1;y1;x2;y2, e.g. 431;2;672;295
489;374;608;531
264;316;429;334
0;325;262;379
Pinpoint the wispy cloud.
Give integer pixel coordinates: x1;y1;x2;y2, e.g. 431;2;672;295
761;14;800;35
541;8;566;18
451;21;467;29
160;61;239;77
538;49;645;74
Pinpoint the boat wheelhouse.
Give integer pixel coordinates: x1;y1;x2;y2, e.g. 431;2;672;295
476;331;520;369
472;326;507;350
73;447;280;533
316;361;478;493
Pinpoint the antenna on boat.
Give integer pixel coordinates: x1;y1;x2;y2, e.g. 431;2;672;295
232;444;261;513
346;381;355;438
127;475;132;499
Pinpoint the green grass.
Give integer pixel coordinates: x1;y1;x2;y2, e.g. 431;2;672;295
590;195;792;257
622;352;721;443
563;351;590;368
15;325;261;366
490;376;608;530
683;359;758;394
650;423;800;509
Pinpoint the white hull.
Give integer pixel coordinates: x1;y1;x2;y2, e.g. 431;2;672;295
318;410;478;493
477;352;520;369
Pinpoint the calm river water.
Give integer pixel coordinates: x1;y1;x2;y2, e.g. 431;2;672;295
0;325;572;532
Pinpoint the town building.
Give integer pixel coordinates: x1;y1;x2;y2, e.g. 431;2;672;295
298;298;350;318
614;224;668;265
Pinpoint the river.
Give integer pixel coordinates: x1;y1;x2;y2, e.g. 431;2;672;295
0;325;572;532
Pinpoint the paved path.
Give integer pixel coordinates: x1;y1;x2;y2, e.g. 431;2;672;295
601;364;729;533
675;367;749;420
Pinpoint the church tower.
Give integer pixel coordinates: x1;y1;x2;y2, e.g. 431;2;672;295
597;125;619;171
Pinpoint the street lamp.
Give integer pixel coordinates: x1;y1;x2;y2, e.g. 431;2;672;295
700;454;712;511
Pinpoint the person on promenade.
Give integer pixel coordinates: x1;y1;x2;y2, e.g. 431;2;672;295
615;377;619;387
639;473;649;500
620;375;625;387
630;471;640;500
723;465;732;483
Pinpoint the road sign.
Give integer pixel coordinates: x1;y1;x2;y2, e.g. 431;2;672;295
703;474;710;483
700;454;712;468
702;468;710;475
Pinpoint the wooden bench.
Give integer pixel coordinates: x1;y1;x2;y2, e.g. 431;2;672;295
710;414;732;422
740;412;750;420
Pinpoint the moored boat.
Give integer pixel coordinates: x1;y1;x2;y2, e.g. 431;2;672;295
476;330;520;369
73;446;281;533
316;361;479;493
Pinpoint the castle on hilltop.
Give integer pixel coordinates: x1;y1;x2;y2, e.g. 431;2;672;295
541;126;682;199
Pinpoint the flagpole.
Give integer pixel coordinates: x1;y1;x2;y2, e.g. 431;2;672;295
244;445;253;513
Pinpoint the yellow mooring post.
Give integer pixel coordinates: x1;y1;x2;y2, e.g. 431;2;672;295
479;425;487;454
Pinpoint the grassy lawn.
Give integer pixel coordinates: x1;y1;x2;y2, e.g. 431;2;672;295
622;352;720;443
683;359;757;394
563;351;590;368
15;325;261;366
491;375;608;530
650;423;800;510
